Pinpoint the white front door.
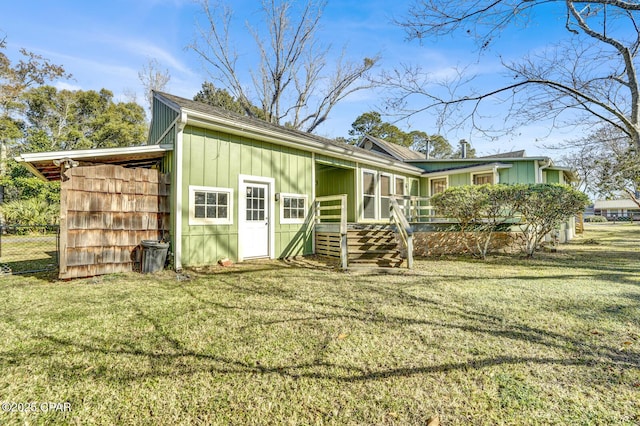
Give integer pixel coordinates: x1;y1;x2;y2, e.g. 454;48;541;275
240;181;270;259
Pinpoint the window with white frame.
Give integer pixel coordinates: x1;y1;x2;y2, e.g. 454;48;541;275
362;170;376;219
430;177;447;196
189;186;233;225
280;193;308;224
380;174;392;219
472;172;494;185
395;177;405;196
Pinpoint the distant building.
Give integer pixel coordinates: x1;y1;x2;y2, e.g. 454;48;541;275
594;198;640;220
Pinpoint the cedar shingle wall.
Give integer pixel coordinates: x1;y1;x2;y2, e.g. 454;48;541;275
59;165;170;279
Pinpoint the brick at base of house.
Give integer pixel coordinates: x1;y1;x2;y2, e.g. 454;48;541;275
412;231;525;256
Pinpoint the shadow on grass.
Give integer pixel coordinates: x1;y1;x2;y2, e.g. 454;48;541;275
2;275;637;388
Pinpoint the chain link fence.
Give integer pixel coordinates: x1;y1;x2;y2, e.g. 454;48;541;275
0;225;59;275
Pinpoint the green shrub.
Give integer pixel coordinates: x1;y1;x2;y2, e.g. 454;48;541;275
431;184;589;258
0;198;60;226
431;184;518;259
584;215;608;223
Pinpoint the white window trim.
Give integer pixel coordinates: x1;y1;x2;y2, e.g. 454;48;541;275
379;172;393;219
429;176;449;196
394;176;406;196
280;193;308;224
470;170;497;185
188;185;234;225
361;168;378;221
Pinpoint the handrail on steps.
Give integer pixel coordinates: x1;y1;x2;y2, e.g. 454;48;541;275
390;197;414;269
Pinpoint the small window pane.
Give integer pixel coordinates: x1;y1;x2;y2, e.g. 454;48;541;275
218;193;227;205
284;198;291;208
195;192;206;204
363;172;375;195
363;195;375;219
195;206;206;218
218;207;227;218
380;175;391;196
207;193;216;204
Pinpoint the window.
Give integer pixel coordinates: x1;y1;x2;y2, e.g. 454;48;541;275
362;171;376;219
280;194;308;224
430;177;447;196
380;174;391;219
189;186;233;225
395;177;405;196
473;172;494;185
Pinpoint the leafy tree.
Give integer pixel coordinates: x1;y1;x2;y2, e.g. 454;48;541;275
193;82;266;119
452;139;476;159
432;183;588;258
407;132;453;159
1;36;70;144
347;110;455;156
388;1;640;150
189;0;379;133
431;185;516;258
21;86;147;151
512;184;589;257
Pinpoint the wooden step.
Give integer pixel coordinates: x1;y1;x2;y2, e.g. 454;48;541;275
348;258;404;268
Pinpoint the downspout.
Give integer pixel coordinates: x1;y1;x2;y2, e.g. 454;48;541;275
173;111;188;272
537;159;551;183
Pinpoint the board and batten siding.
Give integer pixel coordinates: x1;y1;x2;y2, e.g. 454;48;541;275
149;97;179;145
180;125;314;266
498;161;537;184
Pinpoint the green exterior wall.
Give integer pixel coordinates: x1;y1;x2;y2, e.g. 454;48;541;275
545;170;561;184
315;165;357;222
180;126;314;266
149;98;179;145
498;161;537;184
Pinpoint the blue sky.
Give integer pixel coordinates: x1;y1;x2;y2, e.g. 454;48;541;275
2;0;577;156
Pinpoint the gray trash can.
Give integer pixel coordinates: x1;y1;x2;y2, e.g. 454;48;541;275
141;240;169;273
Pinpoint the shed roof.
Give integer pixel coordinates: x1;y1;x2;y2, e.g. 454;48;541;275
15;144;172;181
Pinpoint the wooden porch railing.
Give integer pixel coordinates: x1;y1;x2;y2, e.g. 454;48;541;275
390;198;414;269
314;194;348;269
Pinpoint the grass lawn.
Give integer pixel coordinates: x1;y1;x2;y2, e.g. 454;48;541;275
0;232;58;274
1;223;639;425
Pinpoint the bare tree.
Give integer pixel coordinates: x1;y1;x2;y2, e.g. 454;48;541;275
189;0;379;133
138;58;171;116
561;125;640;206
386;1;640;149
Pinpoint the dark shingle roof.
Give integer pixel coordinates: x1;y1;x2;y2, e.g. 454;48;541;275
155;91;395;161
357;134;425;160
480;150;526;159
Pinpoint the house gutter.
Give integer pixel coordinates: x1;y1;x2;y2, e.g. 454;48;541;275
183;110;425;176
537;159;552;183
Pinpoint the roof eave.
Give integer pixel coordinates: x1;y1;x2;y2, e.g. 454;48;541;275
182;109;425;176
421;162;512;177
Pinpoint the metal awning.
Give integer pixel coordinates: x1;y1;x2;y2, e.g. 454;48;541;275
15;144;173;181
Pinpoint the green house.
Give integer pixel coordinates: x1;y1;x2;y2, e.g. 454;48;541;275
16;91;577;276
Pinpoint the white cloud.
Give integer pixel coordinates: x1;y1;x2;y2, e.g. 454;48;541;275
54;82;83;91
